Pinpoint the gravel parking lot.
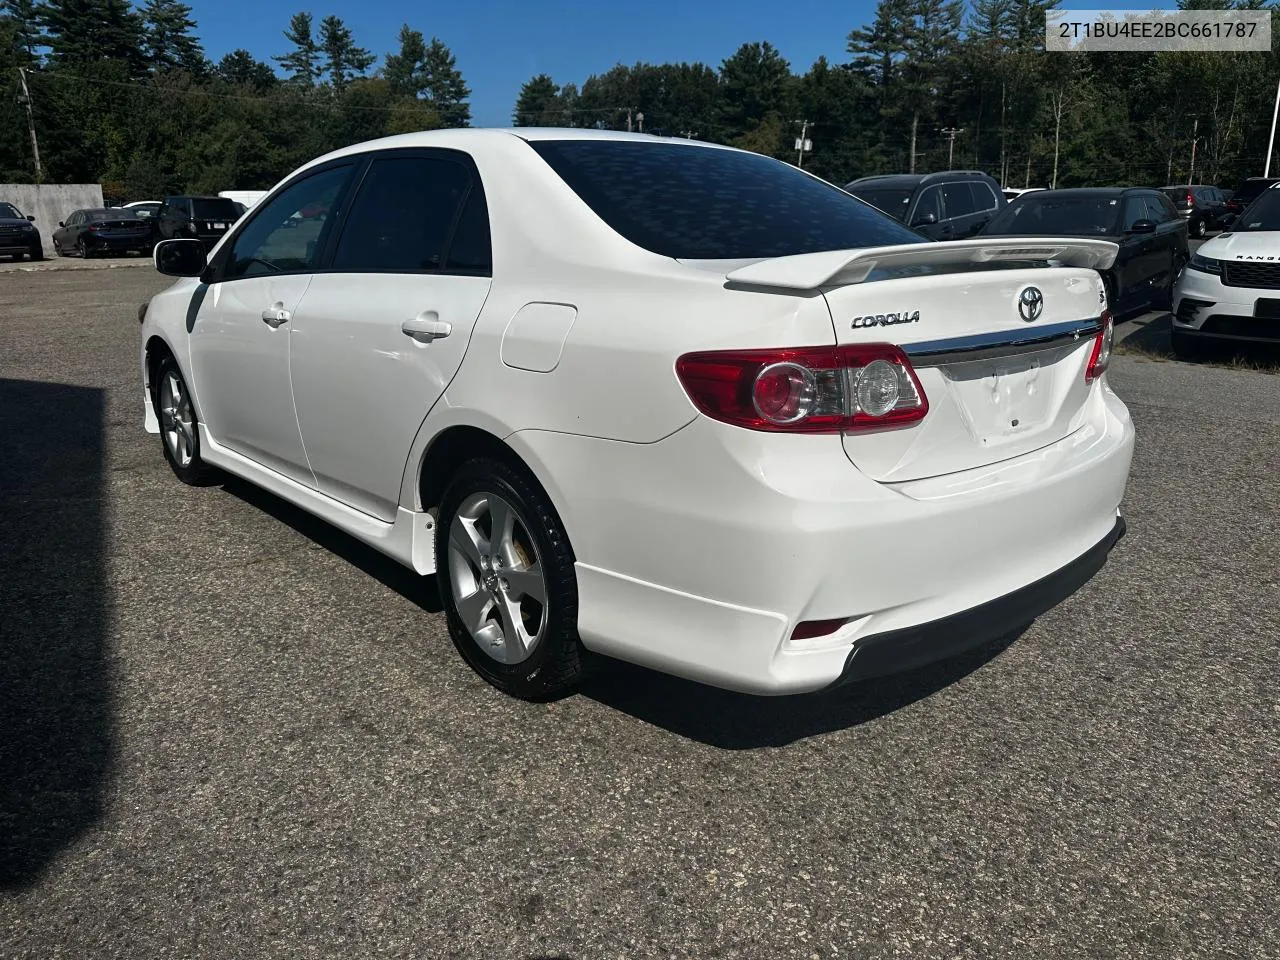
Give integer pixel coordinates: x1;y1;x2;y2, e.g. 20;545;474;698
2;266;1277;959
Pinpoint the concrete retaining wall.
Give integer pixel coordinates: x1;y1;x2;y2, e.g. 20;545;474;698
0;184;104;257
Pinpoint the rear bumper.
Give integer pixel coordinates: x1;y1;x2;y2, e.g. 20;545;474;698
834;516;1125;685
511;382;1135;695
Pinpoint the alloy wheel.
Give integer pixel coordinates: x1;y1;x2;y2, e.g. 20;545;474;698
447;491;548;665
158;370;196;468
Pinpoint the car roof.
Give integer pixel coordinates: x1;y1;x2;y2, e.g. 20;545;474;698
846;171;993;189
1011;187;1146;199
1159;184;1214;190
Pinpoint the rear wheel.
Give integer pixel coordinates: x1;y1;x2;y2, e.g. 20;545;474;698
153;355;218;485
76;237;89;258
1191;217;1207;239
436;456;584;700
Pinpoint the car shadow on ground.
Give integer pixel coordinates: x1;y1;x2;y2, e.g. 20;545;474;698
579;630;1023;749
0;379;111;890
220;476;444;614
1117;310;1280;368
1116;310;1175;355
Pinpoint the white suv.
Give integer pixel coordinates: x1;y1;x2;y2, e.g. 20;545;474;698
1172;183;1280;358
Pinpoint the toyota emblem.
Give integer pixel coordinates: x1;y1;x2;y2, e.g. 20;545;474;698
1018;286;1044;322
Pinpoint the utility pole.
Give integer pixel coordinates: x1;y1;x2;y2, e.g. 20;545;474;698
1188;117;1199;186
17;68;42;183
940;127;965;168
1267;78;1280;177
794;119;812;168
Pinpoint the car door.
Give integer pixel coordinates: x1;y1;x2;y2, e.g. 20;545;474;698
938;180;979;239
187;162;356;485
1143;194;1182;291
288;149;493;520
1116;194;1162;306
53;211;74;248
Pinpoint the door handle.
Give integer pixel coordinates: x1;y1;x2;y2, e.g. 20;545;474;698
261;303;291;327
401;313;452;343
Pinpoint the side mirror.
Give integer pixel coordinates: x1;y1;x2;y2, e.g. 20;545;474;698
913;211;938;226
58;221;65;227
1126;219;1157;234
154;238;207;277
26;215;35;221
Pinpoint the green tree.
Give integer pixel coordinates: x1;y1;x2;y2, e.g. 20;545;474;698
513;73;561;125
141;0;204;74
420;37;470;126
383;24;426;98
273;12;319;86
0;0;40;62
318;14;373;91
38;0;145;69
718;42;793;156
216;49;276;90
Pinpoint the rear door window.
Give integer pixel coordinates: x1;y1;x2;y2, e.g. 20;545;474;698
968;181;1000;212
331;156;472;273
530;140;921;259
940;181;978;220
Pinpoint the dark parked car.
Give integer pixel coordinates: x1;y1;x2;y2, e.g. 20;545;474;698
0;201;43;261
1159;184;1228;238
157;196;242;249
1223;177;1280;220
981;187;1189;316
52;208;153;258
843;171;1007;240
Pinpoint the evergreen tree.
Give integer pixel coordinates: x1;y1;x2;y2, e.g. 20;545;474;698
383;24;426;98
273;12;319;87
718;42;793;155
216;49;277;90
513;74;561;126
318;15;373;91
0;0;40;62
39;0;145;68
141;0;204;74
421;38;470;127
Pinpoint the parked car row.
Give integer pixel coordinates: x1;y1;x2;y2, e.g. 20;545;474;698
43;195;247;258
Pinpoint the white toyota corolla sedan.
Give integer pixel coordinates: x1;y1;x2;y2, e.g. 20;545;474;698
1171;182;1280;359
140;129;1134;700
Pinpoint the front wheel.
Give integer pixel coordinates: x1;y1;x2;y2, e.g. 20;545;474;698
436;456;584;700
153;355;219;485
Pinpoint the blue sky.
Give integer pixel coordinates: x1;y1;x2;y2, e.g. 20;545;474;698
189;0;874;126
189;0;1170;127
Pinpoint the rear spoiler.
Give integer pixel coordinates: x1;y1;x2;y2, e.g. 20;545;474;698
723;237;1120;291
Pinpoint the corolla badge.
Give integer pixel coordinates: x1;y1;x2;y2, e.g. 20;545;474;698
1018;286;1044;322
851;310;920;329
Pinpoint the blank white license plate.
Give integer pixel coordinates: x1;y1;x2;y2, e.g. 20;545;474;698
212;223;226;231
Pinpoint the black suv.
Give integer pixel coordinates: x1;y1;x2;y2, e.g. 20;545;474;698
157;196;242;249
843;171;1007;240
1158;185;1228;238
0;201;43;261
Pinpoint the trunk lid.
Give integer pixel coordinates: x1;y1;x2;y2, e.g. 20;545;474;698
725;238;1116;482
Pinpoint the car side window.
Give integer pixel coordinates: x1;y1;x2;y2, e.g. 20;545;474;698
331;156;471;273
940;181;977;220
1143;196;1169;223
444;183;493;274
968;181;999;212
1121;196;1148;230
223;165;352;280
912;186;942;224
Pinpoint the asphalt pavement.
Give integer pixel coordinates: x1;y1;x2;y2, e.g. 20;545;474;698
1;267;1277;959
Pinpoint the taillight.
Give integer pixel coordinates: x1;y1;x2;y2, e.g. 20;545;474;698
1085;310;1113;383
675;344;928;433
87;223;100;232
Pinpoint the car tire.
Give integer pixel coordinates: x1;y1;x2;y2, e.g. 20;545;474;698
436;455;585;701
153;355;219;486
1170;329;1201;362
1156;256;1182;311
27;246;43;262
76;238;89;258
1192;218;1207;239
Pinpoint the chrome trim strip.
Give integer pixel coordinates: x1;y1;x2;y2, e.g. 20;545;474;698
904;317;1103;365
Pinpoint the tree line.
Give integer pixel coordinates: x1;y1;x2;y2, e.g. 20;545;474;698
514;0;1280;190
3;0;1279;199
0;0;470;199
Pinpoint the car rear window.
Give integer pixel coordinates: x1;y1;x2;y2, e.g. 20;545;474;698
192;199;241;220
985;196;1119;236
529;140;922;259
